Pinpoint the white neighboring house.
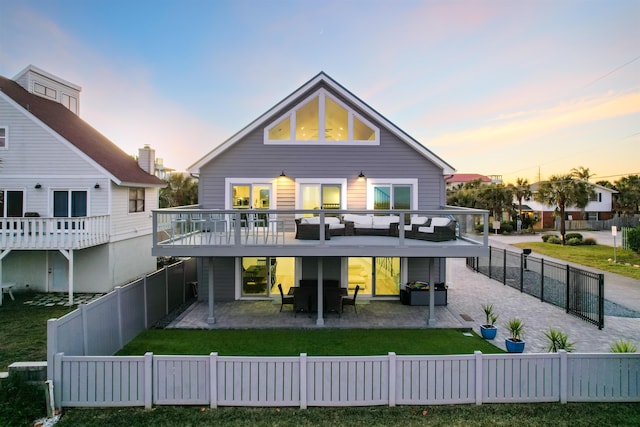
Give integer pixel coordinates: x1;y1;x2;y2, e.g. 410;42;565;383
524;181;617;229
0;65;165;303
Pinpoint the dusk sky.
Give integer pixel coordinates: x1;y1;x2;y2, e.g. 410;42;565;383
1;0;638;184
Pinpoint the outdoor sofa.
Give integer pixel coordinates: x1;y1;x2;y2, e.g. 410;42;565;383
404;216;457;242
295;217;349;240
341;214;399;236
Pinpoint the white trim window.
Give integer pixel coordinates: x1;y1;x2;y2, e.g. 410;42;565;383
295;178;348;215
264;88;379;146
0;127;7;149
366;179;418;211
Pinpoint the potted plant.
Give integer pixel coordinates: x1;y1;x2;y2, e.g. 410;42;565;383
505;318;525;353
480;304;498;340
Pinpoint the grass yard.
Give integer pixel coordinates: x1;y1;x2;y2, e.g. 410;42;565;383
513;242;640;280
0;291;75;371
117;328;503;356
56;403;640;427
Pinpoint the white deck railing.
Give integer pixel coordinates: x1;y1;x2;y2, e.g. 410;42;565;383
0;215;110;249
52;351;640;409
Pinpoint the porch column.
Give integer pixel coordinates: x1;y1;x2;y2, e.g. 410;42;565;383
207;257;216;326
446;258;453;288
59;249;74;306
428;258;436;326
316;258;324;326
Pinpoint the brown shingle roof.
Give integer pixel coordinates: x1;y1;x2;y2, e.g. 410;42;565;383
0;75;164;186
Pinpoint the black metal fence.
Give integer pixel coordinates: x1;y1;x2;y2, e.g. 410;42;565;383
466;247;604;329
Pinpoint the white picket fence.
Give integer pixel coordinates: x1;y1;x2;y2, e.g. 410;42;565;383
52;351;640;409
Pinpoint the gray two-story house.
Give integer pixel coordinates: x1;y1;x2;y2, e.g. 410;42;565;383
152;72;489;325
0;65;165;303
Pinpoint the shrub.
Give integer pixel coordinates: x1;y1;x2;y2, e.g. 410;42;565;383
499;223;513;233
627;227;640;253
475;223;485;233
565;233;583;241
566;237;582;246
610;339;637;353
544;328;575;352
546;235;562;244
0;373;47;427
583;237;597;245
541;234;557;242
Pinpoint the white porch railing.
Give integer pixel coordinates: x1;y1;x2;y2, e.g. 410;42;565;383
0;215;110;249
52;351;640;409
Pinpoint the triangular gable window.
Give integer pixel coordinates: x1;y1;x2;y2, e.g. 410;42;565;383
265;89;379;145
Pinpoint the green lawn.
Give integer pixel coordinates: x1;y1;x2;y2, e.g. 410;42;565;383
56;403;640;427
117;328;504;356
512;242;640;280
0;292;75;371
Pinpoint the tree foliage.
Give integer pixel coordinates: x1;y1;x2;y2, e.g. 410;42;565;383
159;173;198;208
510;178;531;220
534;174;594;245
614;175;640;215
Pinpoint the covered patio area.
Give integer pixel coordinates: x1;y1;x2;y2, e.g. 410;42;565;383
166;299;468;329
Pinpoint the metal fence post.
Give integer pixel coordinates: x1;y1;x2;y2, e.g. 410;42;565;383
540;259;545;302
503;248;507;285
488;246;492;279
519;253;524;292
598;274;605;329
565;265;571;313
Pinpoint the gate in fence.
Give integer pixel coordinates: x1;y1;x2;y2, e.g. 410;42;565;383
466;247;604;329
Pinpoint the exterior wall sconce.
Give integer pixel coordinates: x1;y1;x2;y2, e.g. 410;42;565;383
279;171;287;177
357;171;366;182
35;183;42;189
94;183;100;189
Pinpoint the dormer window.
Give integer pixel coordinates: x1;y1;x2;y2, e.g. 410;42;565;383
34;82;56;99
265;89;379;145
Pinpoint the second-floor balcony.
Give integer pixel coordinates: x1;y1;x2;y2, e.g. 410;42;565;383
0;215;110;250
152;208;490;258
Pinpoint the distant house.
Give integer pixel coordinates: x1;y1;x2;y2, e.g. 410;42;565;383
151;71;489;326
445;173;498;190
525;181;617;228
0;65;165;302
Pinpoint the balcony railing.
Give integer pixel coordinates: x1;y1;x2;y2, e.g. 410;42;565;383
0;215;110;250
152;208;489;257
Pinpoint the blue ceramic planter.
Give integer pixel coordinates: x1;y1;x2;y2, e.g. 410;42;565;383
505;338;525;353
480;325;497;340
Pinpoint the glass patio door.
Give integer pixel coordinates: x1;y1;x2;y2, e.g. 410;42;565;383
372;184;411;211
301;184;341;215
347;257;400;296
231;183;271;226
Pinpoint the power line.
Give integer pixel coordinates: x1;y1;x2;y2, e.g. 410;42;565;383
582;54;640;89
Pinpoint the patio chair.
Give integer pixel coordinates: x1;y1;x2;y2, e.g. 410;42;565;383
342;285;359;316
294;286;313;317
323;287;342;317
278;283;294;312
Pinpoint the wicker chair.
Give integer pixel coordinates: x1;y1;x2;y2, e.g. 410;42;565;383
341;285;360;316
278;283;294;312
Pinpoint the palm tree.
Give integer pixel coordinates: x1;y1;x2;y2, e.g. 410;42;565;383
535;174;588;245
571;167;595;219
159;173;198;208
510;178;531;222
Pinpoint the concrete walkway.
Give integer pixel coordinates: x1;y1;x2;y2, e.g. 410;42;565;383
454;231;640;353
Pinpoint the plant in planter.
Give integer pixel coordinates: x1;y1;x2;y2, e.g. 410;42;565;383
544;327;575;352
480;304;498;340
610;339;637;353
505;318;525;353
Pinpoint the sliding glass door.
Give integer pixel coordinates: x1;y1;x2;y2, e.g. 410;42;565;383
300;183;342;215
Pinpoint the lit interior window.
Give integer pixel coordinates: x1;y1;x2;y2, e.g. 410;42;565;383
325;97;348;141
295;97;319;140
268;116;290;140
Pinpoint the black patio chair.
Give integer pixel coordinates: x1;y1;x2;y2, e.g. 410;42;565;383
278;283;294;312
342;285;359;316
293;286;313;317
